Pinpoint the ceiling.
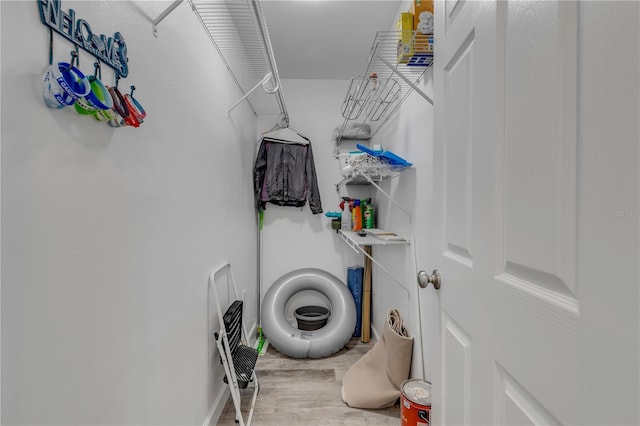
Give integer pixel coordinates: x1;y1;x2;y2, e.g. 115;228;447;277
260;1;403;80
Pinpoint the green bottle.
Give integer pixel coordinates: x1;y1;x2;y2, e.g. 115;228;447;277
363;202;375;229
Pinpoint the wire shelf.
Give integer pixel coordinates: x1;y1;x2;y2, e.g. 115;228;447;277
341;76;402;121
188;0;287;121
336;30;434;143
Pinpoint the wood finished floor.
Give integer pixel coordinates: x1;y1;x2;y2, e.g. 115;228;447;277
217;338;401;425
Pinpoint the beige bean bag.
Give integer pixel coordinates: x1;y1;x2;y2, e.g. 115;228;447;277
341;309;413;408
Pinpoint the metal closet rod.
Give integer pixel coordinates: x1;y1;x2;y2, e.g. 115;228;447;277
152;0;289;126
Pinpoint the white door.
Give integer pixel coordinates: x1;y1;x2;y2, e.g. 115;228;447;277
415;1;639;425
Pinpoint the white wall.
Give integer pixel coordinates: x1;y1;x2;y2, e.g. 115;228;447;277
1;1;258;424
365;74;434;379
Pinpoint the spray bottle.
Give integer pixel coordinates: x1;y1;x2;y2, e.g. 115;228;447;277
340;198;352;231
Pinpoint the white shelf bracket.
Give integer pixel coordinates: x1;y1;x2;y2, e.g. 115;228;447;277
228;73;277;117
377;56;433;105
337;231;410;295
152;0;184;38
360;172;413;223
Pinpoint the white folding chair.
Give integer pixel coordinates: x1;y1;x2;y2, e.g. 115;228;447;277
209;263;259;426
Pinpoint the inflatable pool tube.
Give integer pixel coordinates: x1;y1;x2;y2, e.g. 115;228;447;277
262;268;357;359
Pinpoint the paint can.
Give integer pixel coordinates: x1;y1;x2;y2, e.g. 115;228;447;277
400;379;431;426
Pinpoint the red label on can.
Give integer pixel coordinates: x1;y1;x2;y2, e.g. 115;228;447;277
401;397;430;425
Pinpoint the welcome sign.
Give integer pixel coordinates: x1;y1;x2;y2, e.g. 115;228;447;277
38;0;129;79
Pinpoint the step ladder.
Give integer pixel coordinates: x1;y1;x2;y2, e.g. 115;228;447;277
210;263;259;426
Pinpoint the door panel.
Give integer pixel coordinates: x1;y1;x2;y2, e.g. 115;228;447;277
443;32;474;265
444;0;465;34
441;313;471;426
496;364;562;426
500;0;578;296
491;1;580;423
489;280;579;423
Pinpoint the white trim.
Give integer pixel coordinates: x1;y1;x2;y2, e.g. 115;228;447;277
203;387;230;426
371;323;381;343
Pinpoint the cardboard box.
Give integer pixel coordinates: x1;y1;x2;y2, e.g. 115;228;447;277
409;32;434;66
411;0;434;32
396;12;414;64
410;0;434;56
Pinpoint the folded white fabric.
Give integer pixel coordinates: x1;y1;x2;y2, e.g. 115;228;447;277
333;123;372;141
341;309;413;409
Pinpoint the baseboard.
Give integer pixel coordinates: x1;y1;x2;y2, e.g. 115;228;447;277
371;324;381;343
203;387;230;426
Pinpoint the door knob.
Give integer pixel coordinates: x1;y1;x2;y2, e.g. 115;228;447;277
417;269;441;290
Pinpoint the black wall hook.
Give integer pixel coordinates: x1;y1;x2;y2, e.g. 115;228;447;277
93;62;102;80
48;28;54;66
63;50;78;72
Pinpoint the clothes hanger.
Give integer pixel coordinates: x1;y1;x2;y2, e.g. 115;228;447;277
261;113;309;145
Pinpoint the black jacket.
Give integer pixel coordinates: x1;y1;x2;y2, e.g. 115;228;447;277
253;138;323;214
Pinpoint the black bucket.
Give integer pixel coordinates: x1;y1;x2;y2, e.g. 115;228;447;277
294;306;330;331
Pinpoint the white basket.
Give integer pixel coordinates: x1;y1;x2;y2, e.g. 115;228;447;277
337;151;410;182
338;152;382;176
